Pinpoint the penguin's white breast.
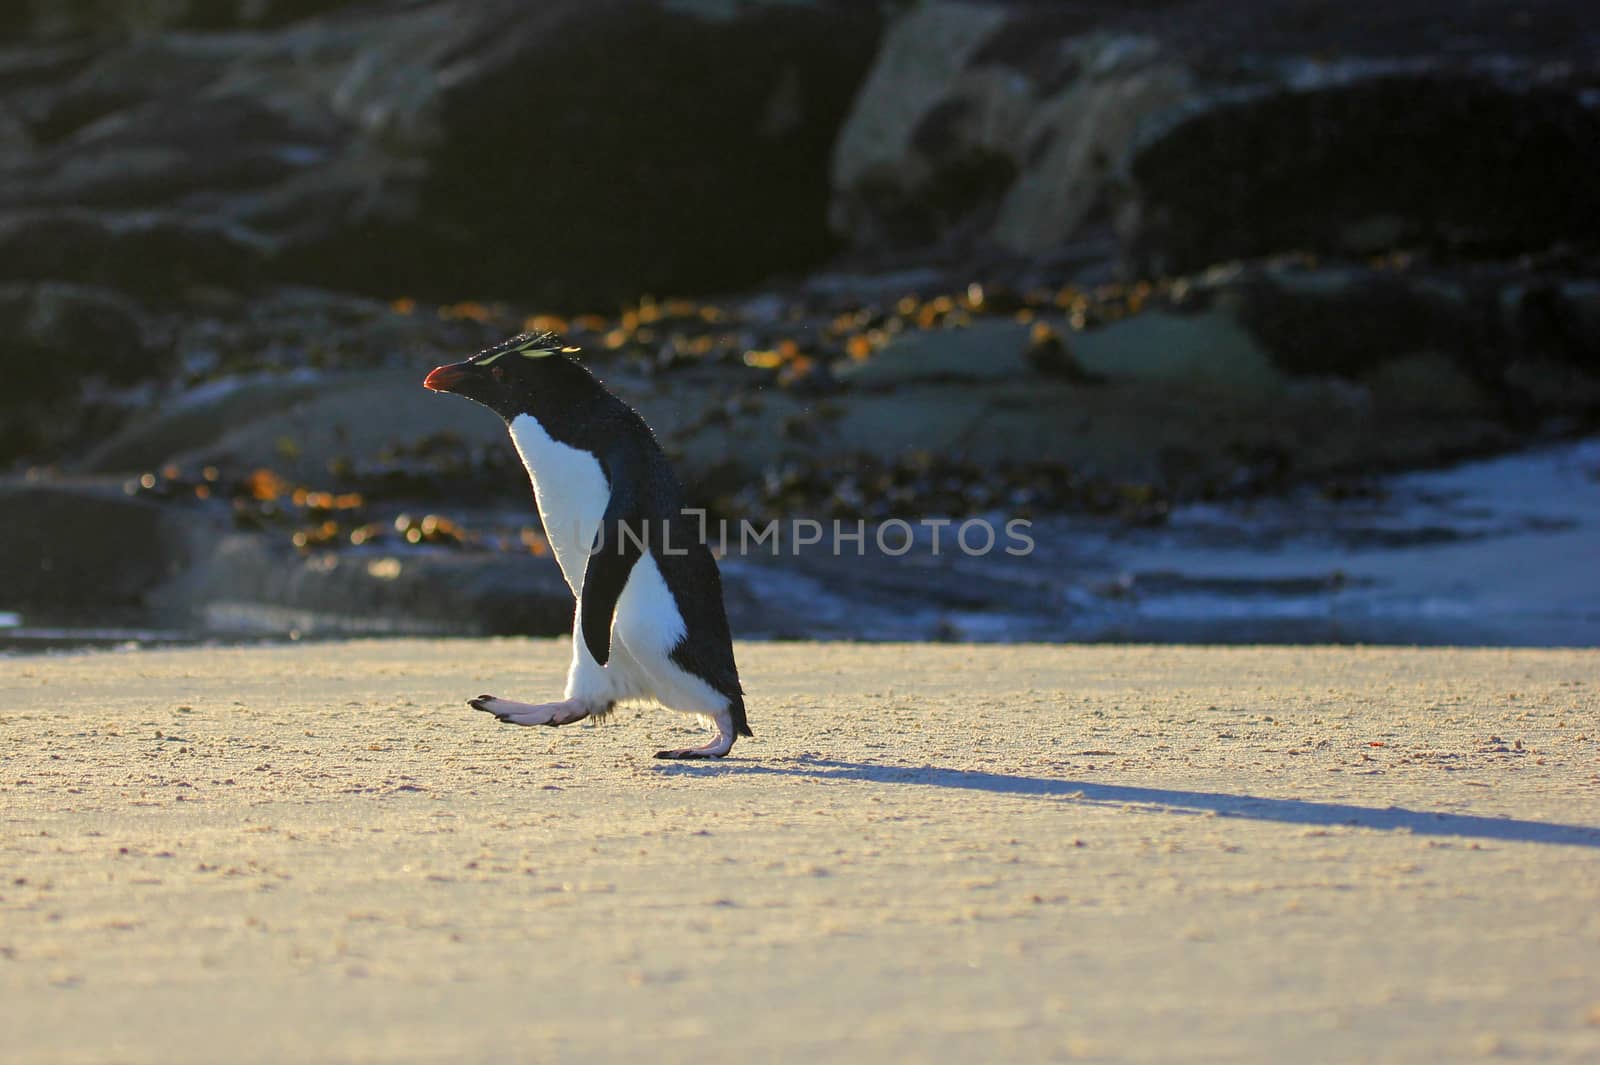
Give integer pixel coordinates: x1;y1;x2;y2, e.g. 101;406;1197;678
507;413;610;594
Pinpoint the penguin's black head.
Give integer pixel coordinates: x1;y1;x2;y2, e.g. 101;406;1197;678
423;331;587;421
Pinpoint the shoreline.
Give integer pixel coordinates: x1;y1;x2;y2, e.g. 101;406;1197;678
8;437;1599;652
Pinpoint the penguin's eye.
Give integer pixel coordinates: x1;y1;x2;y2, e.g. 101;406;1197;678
491;365;506;381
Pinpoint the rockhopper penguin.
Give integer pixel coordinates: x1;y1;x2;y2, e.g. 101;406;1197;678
423;332;752;758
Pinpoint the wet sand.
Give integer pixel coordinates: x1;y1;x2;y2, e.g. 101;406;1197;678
2;640;1597;1063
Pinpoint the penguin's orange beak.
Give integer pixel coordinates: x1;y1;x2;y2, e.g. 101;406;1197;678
423;361;471;393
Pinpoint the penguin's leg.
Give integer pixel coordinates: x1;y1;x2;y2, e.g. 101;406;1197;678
560;602;620;714
466;604;616;727
652;706;737;760
468;694;596;727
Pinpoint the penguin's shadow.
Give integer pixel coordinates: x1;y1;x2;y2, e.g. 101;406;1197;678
654;756;1600;849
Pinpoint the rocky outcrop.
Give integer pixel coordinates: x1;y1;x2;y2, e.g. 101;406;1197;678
831;5;1189;253
0;0;882;306
827;1;1600;270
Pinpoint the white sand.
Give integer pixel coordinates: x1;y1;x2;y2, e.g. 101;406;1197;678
2;640;1597;1063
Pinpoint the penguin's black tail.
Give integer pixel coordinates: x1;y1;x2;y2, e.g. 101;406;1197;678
729;692;753;738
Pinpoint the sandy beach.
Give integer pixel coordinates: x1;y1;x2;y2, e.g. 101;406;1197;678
2;640;1597;1063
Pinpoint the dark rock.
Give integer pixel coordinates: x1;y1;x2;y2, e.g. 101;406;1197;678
76;369;509;484
837;320;1033;388
1229;262;1600;427
0;282;162;460
0;281;152;378
365;1;883;306
0;475;569;637
1127;76;1600;274
73;373;331;475
1234;268;1477;379
59;285;515;472
1514;281;1600;373
157;533;574;637
1024;322;1102;383
0;479;220;607
0;210;273;302
4;1;353;37
1494;279;1600;420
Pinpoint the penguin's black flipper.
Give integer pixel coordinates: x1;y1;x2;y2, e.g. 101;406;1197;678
579;483;644;667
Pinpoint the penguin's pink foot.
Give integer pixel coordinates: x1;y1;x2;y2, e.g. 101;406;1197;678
654;734;735;759
469;695;592;727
